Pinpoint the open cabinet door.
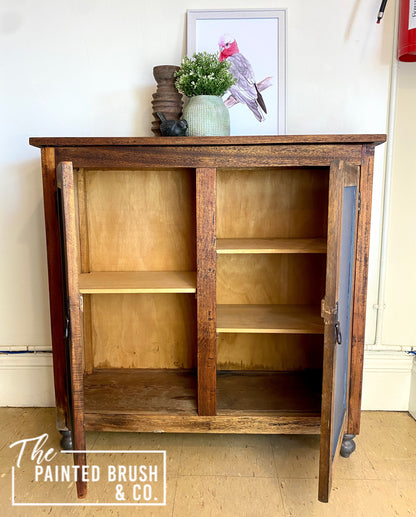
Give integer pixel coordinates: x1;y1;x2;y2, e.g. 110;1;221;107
318;160;359;502
56;161;87;499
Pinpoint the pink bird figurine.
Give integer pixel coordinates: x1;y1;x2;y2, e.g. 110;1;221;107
218;34;267;122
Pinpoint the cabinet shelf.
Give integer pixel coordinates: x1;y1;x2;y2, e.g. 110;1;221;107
217;304;324;334
216;238;327;254
78;271;197;294
84;369;197;415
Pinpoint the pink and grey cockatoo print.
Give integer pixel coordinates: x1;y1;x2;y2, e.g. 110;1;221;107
218;34;267;122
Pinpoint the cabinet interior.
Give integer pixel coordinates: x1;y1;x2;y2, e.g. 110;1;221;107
216;166;329;414
73;165;329;417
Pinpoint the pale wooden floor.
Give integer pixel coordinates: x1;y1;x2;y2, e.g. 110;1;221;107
1;409;415;516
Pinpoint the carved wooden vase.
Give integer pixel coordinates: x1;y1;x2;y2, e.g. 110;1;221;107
151;65;183;136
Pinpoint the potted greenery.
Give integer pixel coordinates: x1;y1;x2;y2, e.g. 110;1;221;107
175;51;236;136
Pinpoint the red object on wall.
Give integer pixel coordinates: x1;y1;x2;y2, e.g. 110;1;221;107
398;0;416;61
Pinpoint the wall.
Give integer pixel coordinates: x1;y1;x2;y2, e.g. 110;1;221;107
383;60;416;348
0;0;402;406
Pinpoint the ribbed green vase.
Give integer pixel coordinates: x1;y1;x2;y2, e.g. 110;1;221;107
183;95;230;136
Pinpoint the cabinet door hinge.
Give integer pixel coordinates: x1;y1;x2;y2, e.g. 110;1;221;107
358;192;361;213
79;294;84;312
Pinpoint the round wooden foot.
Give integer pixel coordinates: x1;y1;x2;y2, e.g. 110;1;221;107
340;434;356;458
59;430;73;451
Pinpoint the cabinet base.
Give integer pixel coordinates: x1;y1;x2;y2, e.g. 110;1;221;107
340;434;356;458
59;430;73;451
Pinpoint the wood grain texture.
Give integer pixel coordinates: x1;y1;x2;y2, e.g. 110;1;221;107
57;161;87;498
348;146;375;436
84;369;197;414
217;167;329;239
83;369;322;417
216;238;327;254
79;271;197;293
76;169;93;374
318;160;344;503
90;293;196;369
217;305;324;334
318;160;359;502
196;168;217;416
51;144;365;169
217;370;322;414
40;148;69;430
31;135;384;504
84;413;321;434
217;334;323;371
217;254;327;305
84;168;196;272
29;134;387;147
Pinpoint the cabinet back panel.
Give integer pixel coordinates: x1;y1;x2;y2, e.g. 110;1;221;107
88;294;196;369
81;169;196;271
217;255;326;305
217;333;323;370
217;168;329;239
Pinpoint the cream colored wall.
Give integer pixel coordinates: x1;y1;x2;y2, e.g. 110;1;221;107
0;0;406;405
383;62;416;348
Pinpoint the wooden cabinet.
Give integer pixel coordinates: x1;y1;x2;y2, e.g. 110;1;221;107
30;135;386;502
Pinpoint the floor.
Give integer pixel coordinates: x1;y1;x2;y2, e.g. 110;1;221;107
0;409;415;516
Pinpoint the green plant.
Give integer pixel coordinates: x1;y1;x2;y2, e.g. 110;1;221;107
175;52;236;98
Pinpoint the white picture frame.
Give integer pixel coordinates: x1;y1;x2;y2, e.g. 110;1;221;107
187;9;287;136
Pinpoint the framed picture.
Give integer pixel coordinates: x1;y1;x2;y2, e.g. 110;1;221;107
187;9;287;136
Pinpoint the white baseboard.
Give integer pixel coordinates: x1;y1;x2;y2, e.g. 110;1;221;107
409;357;416;420
361;350;414;411
0;350;414;411
0;353;55;407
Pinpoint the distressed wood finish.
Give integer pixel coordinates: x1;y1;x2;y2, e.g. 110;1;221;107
318;161;360;502
318;161;344;502
348;145;376;435
57;162;86;499
31;134;386;503
84;413;321;434
50;144;365;169
29;134;387;147
77;169;93;374
196;168;217;416
40;148;69;429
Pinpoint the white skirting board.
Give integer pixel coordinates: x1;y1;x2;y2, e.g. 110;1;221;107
0;353;55;407
361;350;414;411
0;351;414;411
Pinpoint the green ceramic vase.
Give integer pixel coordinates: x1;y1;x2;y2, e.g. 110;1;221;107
182;95;230;136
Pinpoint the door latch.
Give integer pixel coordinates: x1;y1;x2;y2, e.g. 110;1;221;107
335;321;342;345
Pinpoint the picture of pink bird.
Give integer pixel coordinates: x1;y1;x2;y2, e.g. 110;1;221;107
218;34;272;122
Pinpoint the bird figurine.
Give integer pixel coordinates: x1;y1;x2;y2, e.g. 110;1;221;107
218;34;267;122
156;112;188;136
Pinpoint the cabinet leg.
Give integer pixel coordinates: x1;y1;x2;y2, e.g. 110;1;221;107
59;430;73;451
340;434;356;458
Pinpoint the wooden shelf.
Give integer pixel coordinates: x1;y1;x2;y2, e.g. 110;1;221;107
217;370;322;415
84;369;197;415
78;271;197;294
216;238;327;254
217;304;324;334
82;368;320;422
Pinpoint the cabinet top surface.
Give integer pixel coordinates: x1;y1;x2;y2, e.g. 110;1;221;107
29;134;386;148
